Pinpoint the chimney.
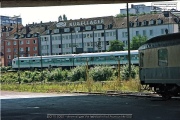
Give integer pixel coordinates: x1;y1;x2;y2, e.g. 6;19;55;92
26;24;30;34
131;4;134;8
45;25;48;30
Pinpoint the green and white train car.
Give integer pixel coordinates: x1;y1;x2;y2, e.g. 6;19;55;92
73;50;138;66
12;50;138;69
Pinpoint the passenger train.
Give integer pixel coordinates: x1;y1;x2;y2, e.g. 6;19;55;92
12;50;139;69
139;32;180;99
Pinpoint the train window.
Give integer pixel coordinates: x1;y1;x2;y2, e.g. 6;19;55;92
90;57;94;61
120;56;124;60
13;61;16;64
139;52;144;67
44;60;49;62
21;60;24;63
158;49;168;66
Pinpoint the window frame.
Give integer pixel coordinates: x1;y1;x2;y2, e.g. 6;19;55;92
158;48;168;67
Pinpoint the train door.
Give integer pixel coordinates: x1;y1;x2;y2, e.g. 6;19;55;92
139;51;145;84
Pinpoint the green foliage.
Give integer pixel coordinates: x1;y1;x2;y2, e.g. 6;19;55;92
120;64;138;80
89;65;113;81
51;68;64;82
0;72;18;83
0;66;12;72
108;40;124;51
69;66;87;82
130;35;148;50
0;65;139;84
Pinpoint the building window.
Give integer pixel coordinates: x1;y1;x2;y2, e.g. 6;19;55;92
7;48;11;52
96;25;103;30
64;28;70;32
26;40;30;44
74;27;80;32
7;55;11;59
113;31;116;36
136;31;139;36
14;48;17;52
106;41;109;45
85;26;92;31
150;20;156;25
27;47;30;51
65;35;69;40
54;29;59;33
62;44;65;48
122;32;127;38
143;30;146;36
27;34;31;37
46;30;50;34
136;22;141;27
109;32;112;36
150;30;153;36
33;47;37;51
143;21;148;26
33;40;36;44
86;33;93;38
161;29;165;34
52;45;59;49
7;42;10;45
158;19;163;24
21;54;24;57
20;41;23;45
42;45;49;50
158;49;168;66
20;48;24;51
14;41;17;45
87;42;90;46
101;33;104;37
6;32;9;36
106;32;109;37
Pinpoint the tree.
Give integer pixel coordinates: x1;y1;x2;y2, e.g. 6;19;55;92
108;40;124;51
130;35;148;50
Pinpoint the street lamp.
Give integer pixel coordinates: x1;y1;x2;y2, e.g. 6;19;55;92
12;15;21;84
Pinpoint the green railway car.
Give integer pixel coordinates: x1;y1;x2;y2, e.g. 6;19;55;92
139;32;180;99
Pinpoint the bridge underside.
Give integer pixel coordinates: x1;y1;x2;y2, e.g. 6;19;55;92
1;0;173;8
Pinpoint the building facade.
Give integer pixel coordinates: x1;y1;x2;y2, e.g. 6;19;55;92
120;4;162;14
40;12;179;55
2;12;180;66
2;23;48;66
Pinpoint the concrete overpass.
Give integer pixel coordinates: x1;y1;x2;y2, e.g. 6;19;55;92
0;0;173;8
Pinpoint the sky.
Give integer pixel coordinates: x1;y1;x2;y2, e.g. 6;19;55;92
0;1;180;25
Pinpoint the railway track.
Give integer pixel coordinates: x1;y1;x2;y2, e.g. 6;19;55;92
74;91;180;100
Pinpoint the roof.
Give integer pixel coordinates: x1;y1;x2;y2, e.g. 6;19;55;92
145;32;180;44
3;12;180;39
139;32;180;50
